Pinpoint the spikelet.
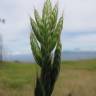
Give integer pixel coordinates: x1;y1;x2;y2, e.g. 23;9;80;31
30;0;64;96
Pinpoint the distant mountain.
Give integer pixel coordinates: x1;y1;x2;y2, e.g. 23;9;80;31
3;51;96;62
62;51;96;60
3;54;35;63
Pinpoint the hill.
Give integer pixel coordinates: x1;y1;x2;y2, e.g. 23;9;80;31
3;51;96;62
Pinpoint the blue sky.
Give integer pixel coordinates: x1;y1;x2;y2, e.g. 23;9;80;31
0;0;96;55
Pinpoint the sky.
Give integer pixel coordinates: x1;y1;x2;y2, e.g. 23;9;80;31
0;0;96;55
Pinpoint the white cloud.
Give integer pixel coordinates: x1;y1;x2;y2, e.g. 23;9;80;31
63;33;96;51
63;0;96;31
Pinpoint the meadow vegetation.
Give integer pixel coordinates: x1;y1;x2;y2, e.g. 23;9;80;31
0;60;96;96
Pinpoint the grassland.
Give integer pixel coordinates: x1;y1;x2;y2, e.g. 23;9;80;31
0;59;96;96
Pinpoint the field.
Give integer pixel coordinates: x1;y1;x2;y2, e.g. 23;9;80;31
0;59;96;96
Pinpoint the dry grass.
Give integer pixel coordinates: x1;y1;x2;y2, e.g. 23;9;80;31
53;69;96;96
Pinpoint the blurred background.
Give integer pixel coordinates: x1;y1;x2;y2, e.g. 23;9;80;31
0;0;96;62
